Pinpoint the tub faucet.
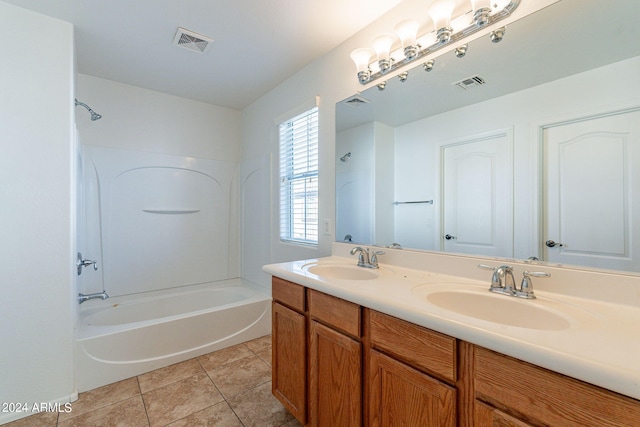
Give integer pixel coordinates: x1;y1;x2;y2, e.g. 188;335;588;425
78;291;109;304
350;247;384;269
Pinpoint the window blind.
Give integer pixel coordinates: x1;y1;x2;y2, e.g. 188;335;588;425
279;106;319;245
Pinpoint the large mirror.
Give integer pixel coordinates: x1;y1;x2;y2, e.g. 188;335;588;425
336;0;640;273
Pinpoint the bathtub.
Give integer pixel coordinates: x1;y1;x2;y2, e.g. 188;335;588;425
76;279;271;392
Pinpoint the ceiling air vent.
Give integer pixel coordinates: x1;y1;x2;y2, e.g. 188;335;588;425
453;75;486;90
343;94;370;107
173;27;214;54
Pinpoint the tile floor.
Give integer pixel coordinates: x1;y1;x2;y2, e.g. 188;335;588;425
5;335;302;427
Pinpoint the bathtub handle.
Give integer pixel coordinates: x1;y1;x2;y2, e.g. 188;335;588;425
77;252;98;275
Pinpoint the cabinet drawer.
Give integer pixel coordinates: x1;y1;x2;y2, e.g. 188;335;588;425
272;277;305;312
475;347;640;426
308;289;361;338
369;310;457;382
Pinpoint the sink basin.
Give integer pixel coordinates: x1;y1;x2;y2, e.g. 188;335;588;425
426;290;571;330
306;264;379;280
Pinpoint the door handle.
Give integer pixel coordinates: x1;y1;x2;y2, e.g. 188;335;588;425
545;240;563;248
445;234;456;240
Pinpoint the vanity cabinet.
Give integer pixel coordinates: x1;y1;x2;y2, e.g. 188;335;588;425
272;277;307;423
474;400;533;426
473;346;640;427
272;278;363;426
368;311;457;426
308;289;362;426
271;276;640;426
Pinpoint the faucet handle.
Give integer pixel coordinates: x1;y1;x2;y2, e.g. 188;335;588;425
517;271;550;299
370;250;385;268
477;264;496;271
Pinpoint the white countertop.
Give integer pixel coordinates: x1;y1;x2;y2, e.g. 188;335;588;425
263;252;640;401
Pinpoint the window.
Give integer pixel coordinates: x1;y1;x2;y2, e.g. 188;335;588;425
279;105;319;245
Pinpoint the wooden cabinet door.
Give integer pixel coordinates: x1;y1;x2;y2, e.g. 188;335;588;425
272;302;307;424
369;349;456;427
474;347;640;426
309;320;362;427
475;401;533;427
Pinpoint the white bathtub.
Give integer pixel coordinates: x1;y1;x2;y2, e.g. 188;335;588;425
76;279;271;392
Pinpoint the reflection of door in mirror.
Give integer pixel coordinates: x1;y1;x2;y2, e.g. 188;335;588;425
543;109;640;272
442;131;513;258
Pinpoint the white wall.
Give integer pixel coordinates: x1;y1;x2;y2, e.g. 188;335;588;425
77;75;243;279
76;75;242;161
373;122;395;245
0;2;76;423
336;123;375;244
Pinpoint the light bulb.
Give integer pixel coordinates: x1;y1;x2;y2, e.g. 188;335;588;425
395;20;420;59
350;48;374;83
428;0;454;43
372;34;395;73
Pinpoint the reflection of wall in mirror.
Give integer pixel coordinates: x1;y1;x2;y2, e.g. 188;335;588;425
336;122;394;245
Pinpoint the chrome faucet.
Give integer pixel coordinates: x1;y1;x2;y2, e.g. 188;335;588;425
78;291;109;304
478;264;549;299
479;264;516;295
350;246;384;269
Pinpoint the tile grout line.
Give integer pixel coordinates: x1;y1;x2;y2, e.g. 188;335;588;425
137;377;152;427
21;336;277;427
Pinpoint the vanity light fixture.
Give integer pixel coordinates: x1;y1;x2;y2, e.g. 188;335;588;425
490;27;506;43
350;48;375;84
455;44;468;58
423;59;435;72
350;0;519;85
395;20;421;59
429;0;455;44
372;34;396;73
471;0;492;27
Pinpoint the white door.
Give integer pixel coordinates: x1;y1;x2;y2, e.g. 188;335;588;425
543;109;640;272
442;131;513;257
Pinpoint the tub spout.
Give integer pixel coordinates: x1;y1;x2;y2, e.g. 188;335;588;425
78;291;109;304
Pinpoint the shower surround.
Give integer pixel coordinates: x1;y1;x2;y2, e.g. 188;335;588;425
76;145;270;391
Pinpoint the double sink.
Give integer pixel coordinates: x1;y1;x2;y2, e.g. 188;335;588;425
265;253;640;401
302;260;590;332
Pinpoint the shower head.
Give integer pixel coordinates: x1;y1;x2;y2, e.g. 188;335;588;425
75;98;102;121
